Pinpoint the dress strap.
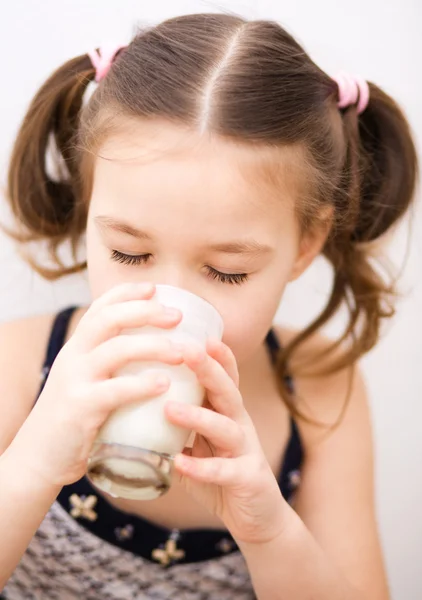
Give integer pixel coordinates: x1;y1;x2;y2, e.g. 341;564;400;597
265;327;281;359
265;327;294;394
265;327;303;496
37;306;78;400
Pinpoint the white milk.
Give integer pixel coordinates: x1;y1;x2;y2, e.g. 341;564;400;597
87;285;224;500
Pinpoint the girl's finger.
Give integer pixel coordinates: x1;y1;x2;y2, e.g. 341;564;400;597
165;402;246;455
174;453;241;486
77;300;182;350
180;345;245;421
92;371;171;413
89;334;183;378
83;282;156;316
206;339;239;386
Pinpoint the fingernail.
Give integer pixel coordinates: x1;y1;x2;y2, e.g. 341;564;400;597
192;347;206;361
175;454;190;469
163;307;181;319
154;374;170;389
207;337;222;350
138;282;155;292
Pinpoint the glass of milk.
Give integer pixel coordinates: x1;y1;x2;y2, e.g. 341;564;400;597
86;284;224;501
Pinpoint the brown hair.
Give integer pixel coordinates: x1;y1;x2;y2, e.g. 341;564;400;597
4;13;418;419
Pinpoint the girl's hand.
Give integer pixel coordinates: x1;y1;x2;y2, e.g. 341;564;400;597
165;340;287;546
11;282;184;488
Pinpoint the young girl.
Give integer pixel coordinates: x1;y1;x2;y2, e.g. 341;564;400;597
0;12;417;600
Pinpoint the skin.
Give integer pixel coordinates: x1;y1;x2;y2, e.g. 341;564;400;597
86;119;308;363
0;120;389;598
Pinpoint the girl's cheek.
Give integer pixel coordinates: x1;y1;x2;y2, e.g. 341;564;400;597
222;314;274;364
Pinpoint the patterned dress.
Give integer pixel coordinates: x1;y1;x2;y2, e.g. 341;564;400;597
2;308;303;599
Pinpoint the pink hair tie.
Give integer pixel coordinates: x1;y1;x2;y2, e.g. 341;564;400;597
88;44;127;83
333;70;370;114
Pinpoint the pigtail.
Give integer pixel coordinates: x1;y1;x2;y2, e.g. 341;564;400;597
276;82;418;422
351;83;418;242
4;53;96;278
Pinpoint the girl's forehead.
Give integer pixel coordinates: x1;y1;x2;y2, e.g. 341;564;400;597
91;118;302;214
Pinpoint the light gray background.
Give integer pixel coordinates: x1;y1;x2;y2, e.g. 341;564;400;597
0;2;421;599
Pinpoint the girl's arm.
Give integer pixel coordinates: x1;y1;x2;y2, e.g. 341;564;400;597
239;341;389;600
0;283;184;589
0;443;62;588
237;507;362;600
166;334;389;600
0;316;60;588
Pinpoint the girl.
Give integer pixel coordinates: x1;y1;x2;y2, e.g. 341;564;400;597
0;12;418;600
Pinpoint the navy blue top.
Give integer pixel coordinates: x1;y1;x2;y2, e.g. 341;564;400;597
33;307;303;565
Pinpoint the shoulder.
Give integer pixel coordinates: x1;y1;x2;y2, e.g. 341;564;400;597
0;312;58;452
0;312;57;381
274;325;371;450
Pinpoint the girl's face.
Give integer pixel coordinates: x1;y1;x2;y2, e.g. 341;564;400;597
86;119;324;363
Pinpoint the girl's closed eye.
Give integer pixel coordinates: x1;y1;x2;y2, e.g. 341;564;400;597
205;268;248;285
109;250;249;285
110;249;151;266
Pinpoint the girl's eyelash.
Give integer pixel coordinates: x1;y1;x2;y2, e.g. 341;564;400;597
110;250;151;266
110;250;249;285
205;267;249;285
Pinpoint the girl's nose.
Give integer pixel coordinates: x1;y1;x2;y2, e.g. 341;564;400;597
145;267;194;296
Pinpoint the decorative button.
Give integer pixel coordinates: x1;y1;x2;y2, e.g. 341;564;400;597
69;494;98;521
40;366;50;384
115;524;135;541
288;469;301;490
152;529;185;566
215;537;236;553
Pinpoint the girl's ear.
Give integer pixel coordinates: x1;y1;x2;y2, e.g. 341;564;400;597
288;205;333;282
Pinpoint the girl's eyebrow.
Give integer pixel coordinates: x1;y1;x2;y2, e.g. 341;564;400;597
95;215;273;256
206;240;273;256
95;215;152;241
